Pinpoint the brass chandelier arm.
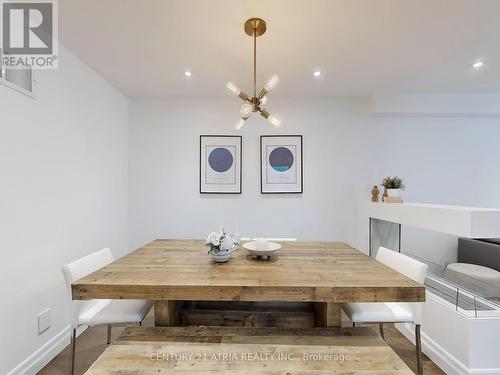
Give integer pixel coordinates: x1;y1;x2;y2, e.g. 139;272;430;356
259;108;270;119
258;88;267;99
238;91;250;102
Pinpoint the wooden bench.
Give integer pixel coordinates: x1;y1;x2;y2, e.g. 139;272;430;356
84;326;413;374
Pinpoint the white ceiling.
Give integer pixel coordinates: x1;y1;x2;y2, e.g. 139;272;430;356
59;0;500;98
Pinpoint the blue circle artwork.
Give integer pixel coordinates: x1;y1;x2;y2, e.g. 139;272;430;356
208;147;233;172
269;147;294;172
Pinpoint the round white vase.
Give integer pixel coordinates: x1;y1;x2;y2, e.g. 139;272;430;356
386;188;401;197
210;250;233;263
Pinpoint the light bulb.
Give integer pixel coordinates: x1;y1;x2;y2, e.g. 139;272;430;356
472;61;484;69
264;75;280;91
268;115;281;127
235;118;246;130
260;96;268;106
226;81;241;96
240;103;253;119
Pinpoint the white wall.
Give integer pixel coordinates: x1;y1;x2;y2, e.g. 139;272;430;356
370;116;500;208
128;99;376;250
130;99;500;258
0;46;129;374
397;292;500;375
370;116;500;266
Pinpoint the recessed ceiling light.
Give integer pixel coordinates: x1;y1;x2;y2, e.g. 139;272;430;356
184;71;192;77
313;71;321;77
472;61;484;69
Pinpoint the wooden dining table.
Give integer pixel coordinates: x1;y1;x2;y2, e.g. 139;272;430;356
72;240;425;327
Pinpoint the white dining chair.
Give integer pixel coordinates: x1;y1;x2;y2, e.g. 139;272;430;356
62;248;153;375
343;247;428;374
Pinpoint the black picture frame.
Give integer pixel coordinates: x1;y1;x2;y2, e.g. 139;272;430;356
200;135;242;194
260;135;303;194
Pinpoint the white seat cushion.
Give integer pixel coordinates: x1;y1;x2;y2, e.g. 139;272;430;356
343;302;414;323
446;263;500;281
79;299;153;326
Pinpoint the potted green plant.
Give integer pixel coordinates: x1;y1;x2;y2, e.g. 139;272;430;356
381;176;405;198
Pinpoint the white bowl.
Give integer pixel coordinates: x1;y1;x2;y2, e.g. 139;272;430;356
242;241;281;257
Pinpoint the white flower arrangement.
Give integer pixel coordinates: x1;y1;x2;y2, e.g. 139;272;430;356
206;230;235;254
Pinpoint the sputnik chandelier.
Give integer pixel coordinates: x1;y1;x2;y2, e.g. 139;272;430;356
226;18;281;129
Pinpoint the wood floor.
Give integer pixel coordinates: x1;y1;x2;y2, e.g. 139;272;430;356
39;305;445;375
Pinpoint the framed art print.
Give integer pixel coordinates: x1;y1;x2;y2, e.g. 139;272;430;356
200;135;242;194
260;135;303;194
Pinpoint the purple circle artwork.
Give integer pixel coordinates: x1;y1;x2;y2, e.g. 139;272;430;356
208;147;233;172
269;147;294;172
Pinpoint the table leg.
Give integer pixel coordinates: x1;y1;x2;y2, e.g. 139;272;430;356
154;300;183;326
313;302;341;327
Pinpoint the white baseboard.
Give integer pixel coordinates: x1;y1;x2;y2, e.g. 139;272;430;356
7;325;87;375
396;323;500;375
7;325;71;375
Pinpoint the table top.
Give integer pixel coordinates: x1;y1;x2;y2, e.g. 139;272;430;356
72;239;425;303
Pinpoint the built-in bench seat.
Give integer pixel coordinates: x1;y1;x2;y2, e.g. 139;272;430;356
84;326;413;374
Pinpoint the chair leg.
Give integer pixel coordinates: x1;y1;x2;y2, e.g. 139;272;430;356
415;324;423;374
379;323;385;340
69;328;76;375
106;324;112;345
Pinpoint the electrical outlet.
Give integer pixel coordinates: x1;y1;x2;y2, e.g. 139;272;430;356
38;308;51;334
